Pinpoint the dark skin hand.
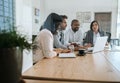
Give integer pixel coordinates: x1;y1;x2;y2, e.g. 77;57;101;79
84;43;92;48
71;43;79;47
70;43;90;51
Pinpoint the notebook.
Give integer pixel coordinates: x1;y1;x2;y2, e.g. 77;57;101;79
87;36;108;53
59;53;76;58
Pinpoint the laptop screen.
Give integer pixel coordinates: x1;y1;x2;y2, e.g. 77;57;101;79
92;36;108;53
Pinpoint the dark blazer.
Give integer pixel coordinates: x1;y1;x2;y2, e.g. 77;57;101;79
83;30;105;46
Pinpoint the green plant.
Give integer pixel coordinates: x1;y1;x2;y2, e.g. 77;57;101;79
0;29;31;50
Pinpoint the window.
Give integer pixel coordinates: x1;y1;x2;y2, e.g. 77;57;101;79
0;0;15;31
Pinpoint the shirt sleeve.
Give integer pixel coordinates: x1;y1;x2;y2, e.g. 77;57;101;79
40;30;57;58
64;30;71;46
76;29;84;45
83;30;93;46
53;34;67;49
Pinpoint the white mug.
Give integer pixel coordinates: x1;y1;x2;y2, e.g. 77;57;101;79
68;45;74;52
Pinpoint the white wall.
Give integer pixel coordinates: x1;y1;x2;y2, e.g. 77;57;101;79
15;0;33;73
32;0;40;35
117;0;120;38
32;0;46;35
15;0;32;42
15;0;45;73
40;0;118;37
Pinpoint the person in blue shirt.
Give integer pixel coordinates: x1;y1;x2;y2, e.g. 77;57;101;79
53;15;68;49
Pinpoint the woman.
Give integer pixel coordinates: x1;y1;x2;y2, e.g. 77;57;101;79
83;20;105;47
33;13;63;63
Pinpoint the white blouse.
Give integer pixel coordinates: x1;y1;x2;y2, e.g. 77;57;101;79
33;29;57;63
93;32;100;45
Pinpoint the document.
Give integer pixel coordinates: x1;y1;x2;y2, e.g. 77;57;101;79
59;53;76;58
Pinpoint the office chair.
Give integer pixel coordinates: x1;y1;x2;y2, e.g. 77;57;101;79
106;32;111;43
32;35;37;43
106;32;120;46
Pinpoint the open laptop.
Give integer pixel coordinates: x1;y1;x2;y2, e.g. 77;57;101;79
87;36;108;53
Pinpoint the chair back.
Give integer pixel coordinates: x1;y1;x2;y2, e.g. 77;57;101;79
106;32;111;43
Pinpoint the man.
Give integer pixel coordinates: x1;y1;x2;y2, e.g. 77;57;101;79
64;19;84;50
53;15;68;49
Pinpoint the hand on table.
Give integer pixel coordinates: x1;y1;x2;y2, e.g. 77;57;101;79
84;43;92;48
70;43;79;47
54;48;71;54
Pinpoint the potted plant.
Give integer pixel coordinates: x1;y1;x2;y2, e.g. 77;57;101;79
0;28;31;83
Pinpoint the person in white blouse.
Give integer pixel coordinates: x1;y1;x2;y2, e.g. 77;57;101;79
64;19;84;50
33;13;63;63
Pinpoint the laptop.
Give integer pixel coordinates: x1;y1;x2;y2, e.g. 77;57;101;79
59;53;76;58
87;36;108;53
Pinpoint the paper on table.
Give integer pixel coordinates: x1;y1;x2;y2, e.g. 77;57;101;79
59;53;76;58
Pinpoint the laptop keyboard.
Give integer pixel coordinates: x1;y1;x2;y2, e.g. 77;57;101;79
87;47;94;51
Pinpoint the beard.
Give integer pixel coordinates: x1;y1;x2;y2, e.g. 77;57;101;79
73;27;79;32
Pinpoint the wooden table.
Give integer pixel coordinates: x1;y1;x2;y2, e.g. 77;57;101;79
24;79;93;83
23;49;120;82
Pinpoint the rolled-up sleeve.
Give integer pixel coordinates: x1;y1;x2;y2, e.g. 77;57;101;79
53;34;67;49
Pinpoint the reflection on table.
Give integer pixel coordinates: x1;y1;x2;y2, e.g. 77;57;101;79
24;79;94;83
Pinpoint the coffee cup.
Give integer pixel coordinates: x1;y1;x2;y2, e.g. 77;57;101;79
68;45;74;53
78;49;86;56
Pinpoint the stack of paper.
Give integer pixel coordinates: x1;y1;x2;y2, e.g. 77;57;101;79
59;53;76;58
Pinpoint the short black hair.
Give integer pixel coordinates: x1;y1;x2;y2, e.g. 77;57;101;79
71;19;79;26
60;15;68;20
